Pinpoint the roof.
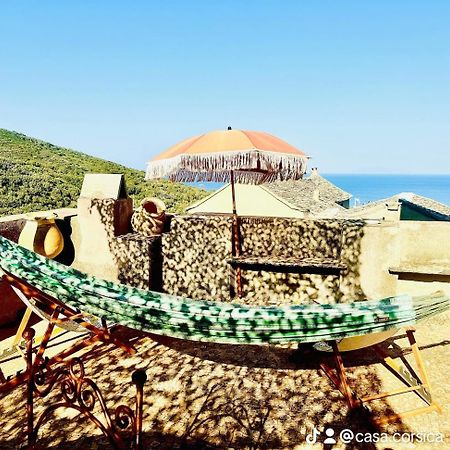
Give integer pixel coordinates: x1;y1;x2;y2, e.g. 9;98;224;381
261;173;352;215
342;192;450;220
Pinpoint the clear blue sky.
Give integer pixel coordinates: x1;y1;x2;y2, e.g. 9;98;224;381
1;1;449;173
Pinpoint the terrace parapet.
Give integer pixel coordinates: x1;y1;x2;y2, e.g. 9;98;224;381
1;208;449;310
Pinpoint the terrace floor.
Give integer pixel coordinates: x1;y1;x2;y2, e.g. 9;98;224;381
0;310;449;449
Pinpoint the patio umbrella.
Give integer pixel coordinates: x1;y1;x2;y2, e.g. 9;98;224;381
145;127;309;296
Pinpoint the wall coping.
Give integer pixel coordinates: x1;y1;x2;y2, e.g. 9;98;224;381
0;208;78;223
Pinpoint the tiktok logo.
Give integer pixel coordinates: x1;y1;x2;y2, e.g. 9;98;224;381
306;427;320;444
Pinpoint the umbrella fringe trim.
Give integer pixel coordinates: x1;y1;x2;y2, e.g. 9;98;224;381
145;150;308;184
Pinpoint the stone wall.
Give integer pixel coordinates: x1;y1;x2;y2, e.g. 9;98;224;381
0;218;24;243
162;215;366;305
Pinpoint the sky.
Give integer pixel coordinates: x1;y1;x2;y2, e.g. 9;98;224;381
1;1;449;173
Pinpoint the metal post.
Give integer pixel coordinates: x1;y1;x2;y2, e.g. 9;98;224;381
230;170;243;297
230;170;237;216
132;370;147;450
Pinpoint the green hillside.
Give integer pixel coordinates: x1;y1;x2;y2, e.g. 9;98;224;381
0;129;209;216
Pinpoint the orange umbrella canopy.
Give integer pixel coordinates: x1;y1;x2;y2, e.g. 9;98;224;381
145;128;308;183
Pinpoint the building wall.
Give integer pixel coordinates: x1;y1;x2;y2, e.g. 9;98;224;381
187;184;303;218
70;198;161;289
392;221;450;295
347;201;448;222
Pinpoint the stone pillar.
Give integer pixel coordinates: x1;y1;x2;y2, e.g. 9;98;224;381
71;197;133;281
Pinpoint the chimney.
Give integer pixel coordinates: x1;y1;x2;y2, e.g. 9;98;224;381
311;167;319;178
383;199;401;221
313;188;320;202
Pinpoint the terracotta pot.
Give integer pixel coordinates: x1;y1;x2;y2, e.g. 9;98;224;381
18;214;64;259
131;198;166;236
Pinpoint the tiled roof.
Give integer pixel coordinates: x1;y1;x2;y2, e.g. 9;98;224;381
341;192;450;220
399;193;450;219
262;174;352;215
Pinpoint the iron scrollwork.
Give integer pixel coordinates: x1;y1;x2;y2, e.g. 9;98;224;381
24;328;146;450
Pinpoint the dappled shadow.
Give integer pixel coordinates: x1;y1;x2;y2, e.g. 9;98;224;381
77;210;368;307
162;216;366;305
0;330;417;449
238;217;345;305
163;215;233;301
1;212;446;447
239;217;366;305
145;334;389;370
88;199;162;290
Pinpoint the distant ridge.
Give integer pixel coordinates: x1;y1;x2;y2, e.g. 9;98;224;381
0;129;208;216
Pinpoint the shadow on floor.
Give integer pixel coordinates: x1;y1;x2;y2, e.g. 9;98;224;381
0;325;421;449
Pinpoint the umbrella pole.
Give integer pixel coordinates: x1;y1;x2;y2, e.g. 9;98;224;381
230;169;238;216
230;170;243;297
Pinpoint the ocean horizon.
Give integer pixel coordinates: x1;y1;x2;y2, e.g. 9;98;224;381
188;174;450;207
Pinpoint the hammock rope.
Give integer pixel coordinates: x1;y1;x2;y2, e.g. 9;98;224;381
0;236;448;345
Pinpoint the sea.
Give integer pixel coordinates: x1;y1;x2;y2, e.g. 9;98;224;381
188;174;450;207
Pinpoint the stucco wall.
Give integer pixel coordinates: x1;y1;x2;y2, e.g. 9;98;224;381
71;197;133;281
393;221;450;295
70;198;162;289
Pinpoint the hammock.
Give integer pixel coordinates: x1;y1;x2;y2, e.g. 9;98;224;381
0;236;448;345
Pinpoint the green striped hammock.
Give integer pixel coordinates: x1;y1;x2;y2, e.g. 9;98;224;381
0;236;448;345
